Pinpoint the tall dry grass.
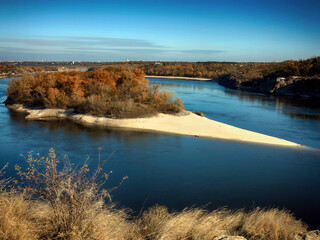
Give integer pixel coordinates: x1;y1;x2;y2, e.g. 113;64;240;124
0;163;38;239
0;192;39;240
137;206;307;240
0;191;140;240
0;150;311;240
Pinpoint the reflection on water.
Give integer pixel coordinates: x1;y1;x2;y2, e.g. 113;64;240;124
9;110;164;142
224;89;320;120
289;112;320;120
152;81;207;91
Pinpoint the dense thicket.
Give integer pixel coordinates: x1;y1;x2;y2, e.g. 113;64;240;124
138;57;320;79
140;62;236;78
6;67;183;118
263;57;320;79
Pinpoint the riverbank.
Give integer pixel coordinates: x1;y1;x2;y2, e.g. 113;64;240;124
145;75;212;81
218;74;320;99
6;104;301;147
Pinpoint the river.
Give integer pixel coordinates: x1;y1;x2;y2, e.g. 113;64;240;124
0;77;320;228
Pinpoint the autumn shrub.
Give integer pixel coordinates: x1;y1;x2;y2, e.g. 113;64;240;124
6;67;184;118
13;148;134;239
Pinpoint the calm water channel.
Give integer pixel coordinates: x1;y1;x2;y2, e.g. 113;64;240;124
0;77;320;228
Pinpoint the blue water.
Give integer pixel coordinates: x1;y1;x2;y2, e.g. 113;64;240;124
1;77;320;228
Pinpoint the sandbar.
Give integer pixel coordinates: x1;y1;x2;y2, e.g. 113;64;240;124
145;75;212;81
6;104;302;147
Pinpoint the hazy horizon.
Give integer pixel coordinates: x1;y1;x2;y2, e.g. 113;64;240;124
1;0;319;62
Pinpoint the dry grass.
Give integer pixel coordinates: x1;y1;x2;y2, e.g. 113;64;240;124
0;192;39;240
30;201;140;240
238;207;307;240
0;150;310;240
0;192;140;240
137;206;307;240
0;199;307;240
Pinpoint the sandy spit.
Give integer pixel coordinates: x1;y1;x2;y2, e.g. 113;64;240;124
6;104;301;147
145;75;212;81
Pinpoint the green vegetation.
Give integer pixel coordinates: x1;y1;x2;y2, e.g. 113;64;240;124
6;67;183;118
0;149;311;240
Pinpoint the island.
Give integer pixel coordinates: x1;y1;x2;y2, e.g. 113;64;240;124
4;67;301;147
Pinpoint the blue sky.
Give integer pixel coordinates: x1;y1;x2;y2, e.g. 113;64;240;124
0;0;319;62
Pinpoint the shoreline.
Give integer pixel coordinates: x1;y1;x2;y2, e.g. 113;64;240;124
145;75;212;81
218;74;320;99
6;104;302;147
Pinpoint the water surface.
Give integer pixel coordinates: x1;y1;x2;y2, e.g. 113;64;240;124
1;77;320;228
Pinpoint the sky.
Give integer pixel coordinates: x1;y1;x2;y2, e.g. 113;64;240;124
0;0;319;62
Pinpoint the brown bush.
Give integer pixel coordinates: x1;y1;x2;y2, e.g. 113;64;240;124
6;67;184;118
12;148;138;240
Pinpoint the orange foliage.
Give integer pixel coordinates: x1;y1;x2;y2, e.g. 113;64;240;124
6;67;183;118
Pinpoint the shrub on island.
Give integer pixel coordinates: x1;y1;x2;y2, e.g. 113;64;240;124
6;67;184;118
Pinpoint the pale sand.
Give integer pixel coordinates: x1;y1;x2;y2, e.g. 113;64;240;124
145;75;212;81
7;104;301;147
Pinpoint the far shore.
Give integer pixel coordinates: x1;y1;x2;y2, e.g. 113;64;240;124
0;74;213;81
0;68;88;80
6;104;302;147
145;75;213;81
